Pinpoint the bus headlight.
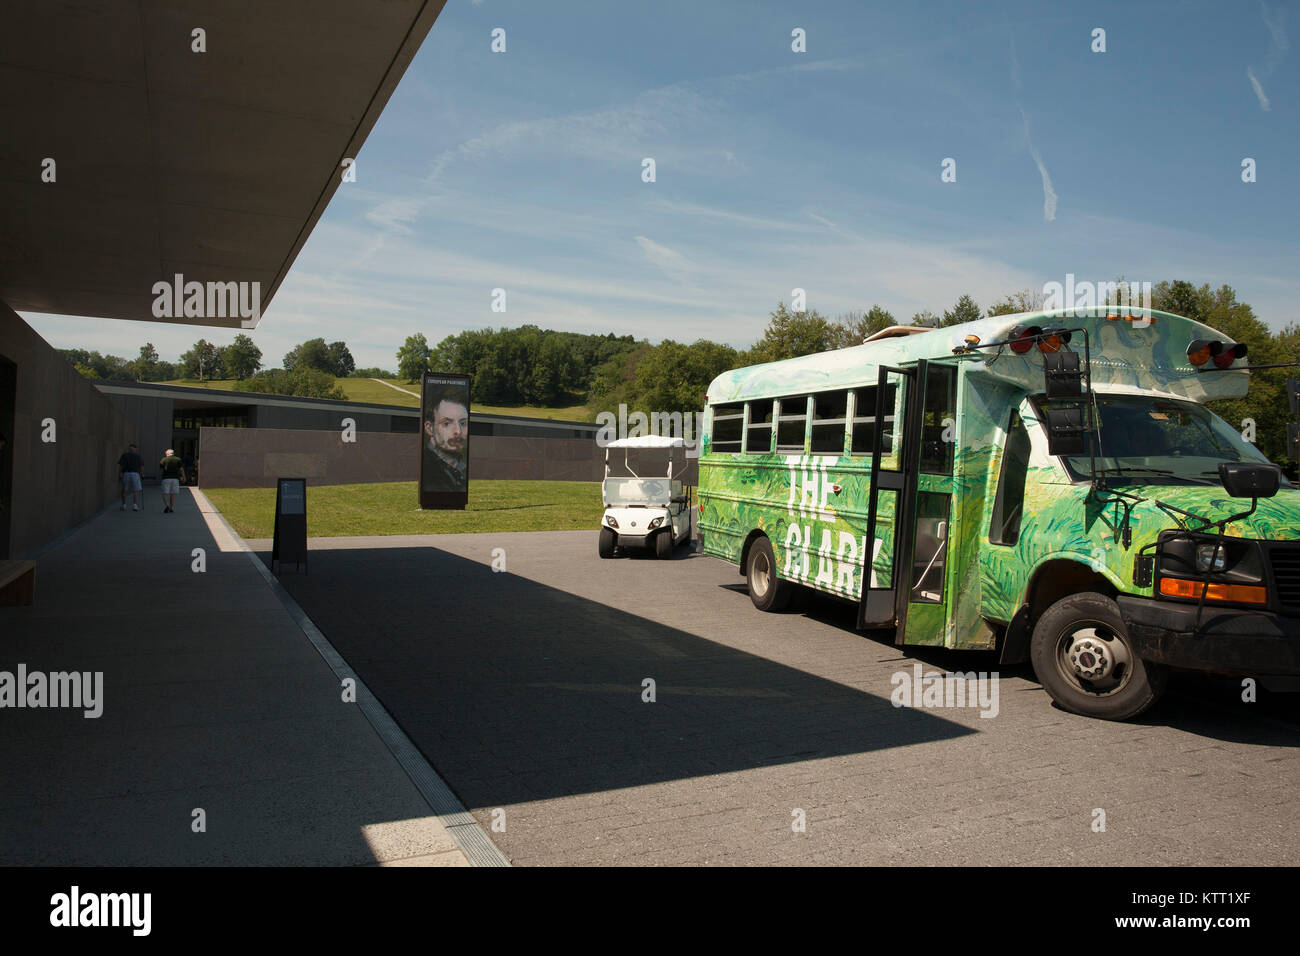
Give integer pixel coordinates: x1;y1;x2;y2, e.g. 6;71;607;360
606;515;619;529
1195;542;1228;573
648;516;664;530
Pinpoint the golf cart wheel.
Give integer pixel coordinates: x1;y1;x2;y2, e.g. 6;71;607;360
746;536;793;612
1030;592;1166;720
598;526;616;559
655;529;673;559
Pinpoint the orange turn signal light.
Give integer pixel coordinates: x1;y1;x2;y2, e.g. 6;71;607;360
1158;577;1267;604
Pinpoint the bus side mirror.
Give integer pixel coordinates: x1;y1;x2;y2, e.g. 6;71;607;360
1043;351;1083;399
1218;463;1279;499
1045;405;1087;456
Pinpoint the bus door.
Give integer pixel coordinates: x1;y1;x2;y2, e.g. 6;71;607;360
859;359;959;643
859;363;921;630
900;363;959;646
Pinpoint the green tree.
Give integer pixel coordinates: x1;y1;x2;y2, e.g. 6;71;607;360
396;333;431;382
987;289;1044;316
742;302;835;364
232;367;346;400
223;333;263;380
941;294;982;327
911;310;940;328
327;341;355;377
180;339;219;380
283;338;332;374
832;305;896;347
134;343;159;380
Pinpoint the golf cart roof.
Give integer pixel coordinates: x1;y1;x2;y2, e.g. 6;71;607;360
605;435;686;449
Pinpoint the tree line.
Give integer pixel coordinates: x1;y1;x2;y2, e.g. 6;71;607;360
62;336;393;399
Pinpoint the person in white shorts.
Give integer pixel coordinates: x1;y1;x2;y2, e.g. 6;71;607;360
118;443;143;511
158;447;186;513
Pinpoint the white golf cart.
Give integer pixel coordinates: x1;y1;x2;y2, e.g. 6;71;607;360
598;436;693;559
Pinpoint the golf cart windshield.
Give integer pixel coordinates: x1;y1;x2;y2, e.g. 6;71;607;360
602;436;690;506
603;477;677;506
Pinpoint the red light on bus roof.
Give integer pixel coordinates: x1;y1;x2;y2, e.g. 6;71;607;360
1010;326;1039;354
1037;328;1072;354
1213;342;1248;369
1187;339;1213;366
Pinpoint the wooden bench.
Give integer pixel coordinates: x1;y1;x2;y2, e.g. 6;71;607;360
0;560;35;606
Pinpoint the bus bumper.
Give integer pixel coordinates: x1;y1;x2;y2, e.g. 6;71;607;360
1117;595;1300;681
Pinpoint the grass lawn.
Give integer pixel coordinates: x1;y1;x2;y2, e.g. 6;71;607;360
160;378;238;389
204;479;604;538
161;377;588;421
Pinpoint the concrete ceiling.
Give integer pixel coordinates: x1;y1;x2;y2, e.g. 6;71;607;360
0;0;445;328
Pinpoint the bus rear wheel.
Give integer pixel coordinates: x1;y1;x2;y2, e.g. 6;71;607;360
598;527;616;558
746;536;793;612
1030;592;1166;720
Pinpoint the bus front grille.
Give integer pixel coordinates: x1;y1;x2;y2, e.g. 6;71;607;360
1269;546;1300;609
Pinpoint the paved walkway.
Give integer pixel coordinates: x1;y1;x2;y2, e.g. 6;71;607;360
0;489;473;865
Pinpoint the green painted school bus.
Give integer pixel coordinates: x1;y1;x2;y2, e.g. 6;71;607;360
698;305;1300;720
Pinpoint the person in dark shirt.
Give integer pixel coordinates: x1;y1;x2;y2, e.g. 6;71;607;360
159;448;185;513
118;443;143;512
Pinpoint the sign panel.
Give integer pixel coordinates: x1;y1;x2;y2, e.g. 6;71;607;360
272;477;308;573
419;372;471;510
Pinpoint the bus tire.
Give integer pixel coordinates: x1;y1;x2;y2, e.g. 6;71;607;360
746;536;793;612
598;527;616;559
655;529;673;559
1030;592;1166;720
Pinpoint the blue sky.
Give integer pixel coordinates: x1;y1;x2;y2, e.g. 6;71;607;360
26;0;1298;372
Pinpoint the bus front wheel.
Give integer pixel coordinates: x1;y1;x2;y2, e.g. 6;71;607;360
1030;592;1166;720
746;537;793;612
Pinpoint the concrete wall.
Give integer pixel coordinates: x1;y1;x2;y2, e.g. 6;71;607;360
198;425;611;488
198;425;701;488
0;304;137;558
103;392;172;478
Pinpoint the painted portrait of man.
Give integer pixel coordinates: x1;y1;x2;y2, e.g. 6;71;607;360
422;389;469;492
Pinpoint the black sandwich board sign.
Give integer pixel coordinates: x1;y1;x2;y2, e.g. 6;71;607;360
419;372;471;510
272;477;307;574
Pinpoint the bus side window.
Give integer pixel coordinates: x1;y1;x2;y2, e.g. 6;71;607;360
745;400;774;453
850;383;896;456
919;365;957;474
810;390;848;454
775;396;809;453
989;410;1031;545
711;403;744;453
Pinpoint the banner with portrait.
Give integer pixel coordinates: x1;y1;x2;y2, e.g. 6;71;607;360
419;372;470;510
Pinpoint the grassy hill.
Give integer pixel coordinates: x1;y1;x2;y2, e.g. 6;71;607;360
157;377;588;421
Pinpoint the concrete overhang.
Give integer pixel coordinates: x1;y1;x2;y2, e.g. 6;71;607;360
0;0;446;328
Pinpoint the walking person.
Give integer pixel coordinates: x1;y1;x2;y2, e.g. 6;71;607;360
118;442;143;511
159;448;185;513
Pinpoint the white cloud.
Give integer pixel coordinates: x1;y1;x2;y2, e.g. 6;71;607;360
1019;109;1057;222
634;236;698;283
1247;66;1271;110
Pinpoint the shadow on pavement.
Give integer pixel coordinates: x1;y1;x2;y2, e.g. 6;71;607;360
259;546;975;807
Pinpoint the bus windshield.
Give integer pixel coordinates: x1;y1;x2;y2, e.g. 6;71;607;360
1039;394;1286;486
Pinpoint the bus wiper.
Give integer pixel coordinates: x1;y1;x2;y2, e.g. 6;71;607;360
1101;467;1215;485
